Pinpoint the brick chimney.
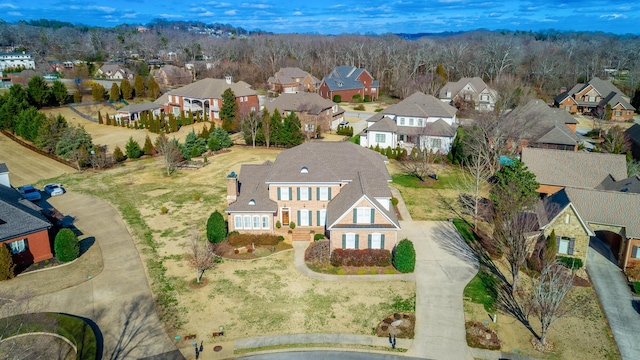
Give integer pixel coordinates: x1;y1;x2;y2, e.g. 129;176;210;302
226;171;238;204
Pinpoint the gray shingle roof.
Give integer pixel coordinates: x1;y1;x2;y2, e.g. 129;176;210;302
325;172;398;228
555;77;634;110
564;187;640;238
0;163;7;174
322;66;376;91
438;77;496;100
624;123;640;145
596;175;640;194
536;189;572;227
0;185;51;242
367;116;397;132
225;163;278;213
521;147;628;188
263;93;343;116
278;67;310;78
118;102;161;113
168;78;257;99
383;92;457;119
506;99;579;146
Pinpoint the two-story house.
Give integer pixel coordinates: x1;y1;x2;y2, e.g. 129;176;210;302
263;92;345;137
161;76;258;121
554;77;635;121
318;66;379;102
268;67;320;94
438;77;498;111
225;142;400;252
360;92;458;153
96;64;133;80
0;52;35;72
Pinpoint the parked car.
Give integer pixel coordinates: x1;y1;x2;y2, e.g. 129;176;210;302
44;183;65;196
339;120;349;126
18;185;41;201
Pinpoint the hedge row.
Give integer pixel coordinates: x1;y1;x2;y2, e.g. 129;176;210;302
330;248;391;267
228;233;280;247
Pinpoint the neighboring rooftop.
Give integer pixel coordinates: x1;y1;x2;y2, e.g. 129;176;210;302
382;92;457;119
264;92;343;115
521;147;628;189
168;77;256;99
0;185;51;242
322;66;379;91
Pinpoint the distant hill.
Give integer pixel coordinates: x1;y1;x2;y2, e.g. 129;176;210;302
393;31;469;40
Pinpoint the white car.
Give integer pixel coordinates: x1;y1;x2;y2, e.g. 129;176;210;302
44;184;65;196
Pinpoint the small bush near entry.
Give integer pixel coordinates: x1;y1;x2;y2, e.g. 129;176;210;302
330;249;391;267
289;221;296;230
314;233;326;241
336;125;354;136
633;282;640;295
54;229;79;262
333;94;342;103
557;256;583;270
393;239;416;273
305;239;330;265
228;233;280;247
0;243;15;280
391;197;399;206
206;211;227;243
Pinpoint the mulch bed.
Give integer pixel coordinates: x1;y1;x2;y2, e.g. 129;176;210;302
214;241;292;260
16;258;65;275
375;313;415;339
188;278;209;289
465;321;501;350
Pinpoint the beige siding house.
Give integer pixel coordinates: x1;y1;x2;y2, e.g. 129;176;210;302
225;142;400;251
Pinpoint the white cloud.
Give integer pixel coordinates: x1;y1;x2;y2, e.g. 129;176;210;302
8;11;22;16
0;3;18;9
599;13;626;20
158;13;184;18
122;13;137;19
200;11;215;16
189;7;207;12
293;11;302;16
225;9;237;15
87;6;116;13
205;1;231;7
241;3;271;8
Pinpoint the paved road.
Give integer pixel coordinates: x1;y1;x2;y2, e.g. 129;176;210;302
4;192;181;360
399;221;478;360
238;350;427;359
587;238;640;360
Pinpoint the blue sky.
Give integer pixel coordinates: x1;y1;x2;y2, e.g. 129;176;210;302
1;0;639;34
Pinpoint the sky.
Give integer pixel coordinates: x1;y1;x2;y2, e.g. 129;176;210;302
1;0;639;35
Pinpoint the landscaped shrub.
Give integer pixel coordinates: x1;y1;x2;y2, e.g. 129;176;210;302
0;243;15;280
289;221;296;230
351;94;362;102
54;228;79;262
557;256;583;270
160;205;168;214
113;145;125;163
305;239;330;265
330;249;391;267
393;239;416;273
206;211;227;243
125;136;142;160
353;104;365;110
391;197;399;206
332;94;342;103
228;233;280;247
364;95;371;102
633;282;640;294
275;221;281;229
336;125;353;136
314;233;326;241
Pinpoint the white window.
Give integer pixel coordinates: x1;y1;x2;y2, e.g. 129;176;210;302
344;233;357;249
409;118;414;126
557;237;574;255
399;118;405;125
589;96;595;102
370;233;383;249
318;187;330;201
253;215;260;229
305;124;315;132
235;215;243;229
356;207;371;224
239;97;243;102
417;119;423;126
299;187;310;201
615;111;622;116
371;88;376;92
9;239;27;254
244;96;248;101
318;209;326;226
262;215;270;229
243;215;251;229
565;106;571;111
279;187;291;200
565;214;570;224
299;210;310;226
375;133;386;143
430;138;442;149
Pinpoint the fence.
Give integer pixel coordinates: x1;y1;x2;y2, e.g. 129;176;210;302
0;130;76;169
68;101;120;123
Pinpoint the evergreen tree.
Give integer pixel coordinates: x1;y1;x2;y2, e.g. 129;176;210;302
91;83;106;102
199;124;210;139
106;113;111;126
125;136;142;159
269;110;283;147
134;74;145;98
545;230;557;265
282;111;303;147
261;107;272;148
220;88;238;132
169;114;178;133
143;135;154;155
113;145;125;162
208;126;232;151
54;229;79;262
120;78;133;100
147;77;160;99
27;75;49;108
50;80;69;106
206;210;227;243
109;82;121;101
97;110;103;124
0;243;15;280
181;130;207;159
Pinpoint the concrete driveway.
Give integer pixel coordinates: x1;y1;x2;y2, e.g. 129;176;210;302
5;192;181;359
399;220;478;360
587;238;640;360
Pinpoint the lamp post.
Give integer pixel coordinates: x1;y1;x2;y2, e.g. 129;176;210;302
90;149;95;170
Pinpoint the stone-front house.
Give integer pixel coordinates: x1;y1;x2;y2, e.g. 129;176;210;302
225;142;400;252
0;164;53;268
318;66;379;102
438;77;498;111
554;77;635;121
360;92;458;153
160;76;258;122
506;99;580;152
268;67;320;94
263;93;345;136
522;148;640;269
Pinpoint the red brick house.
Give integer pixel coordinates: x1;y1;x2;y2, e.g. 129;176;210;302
161;76;259;123
0;174;53;268
318;66;379;102
554;77;635;121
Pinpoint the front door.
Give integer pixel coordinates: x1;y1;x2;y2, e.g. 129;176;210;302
281;208;290;226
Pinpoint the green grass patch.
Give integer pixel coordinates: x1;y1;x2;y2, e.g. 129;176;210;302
463;271;497;313
392;174;425;188
452;219;476;243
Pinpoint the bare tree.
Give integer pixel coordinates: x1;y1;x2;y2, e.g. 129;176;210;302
456;149;492;231
185;228;217;284
529;262;574;347
155;133;181;175
241;110;261;148
400;146;436;182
